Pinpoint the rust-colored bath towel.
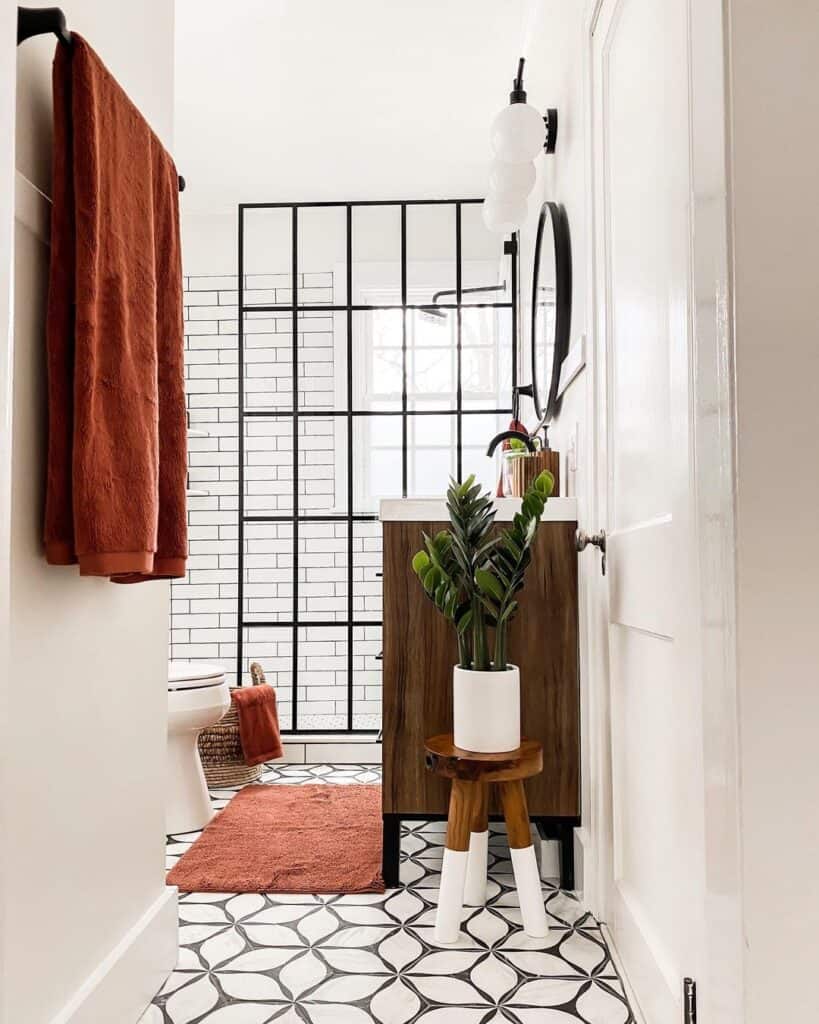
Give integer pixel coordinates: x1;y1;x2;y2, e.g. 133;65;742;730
232;684;284;766
45;35;187;580
166;784;385;894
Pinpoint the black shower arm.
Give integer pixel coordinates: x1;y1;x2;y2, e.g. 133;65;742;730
429;282;507;305
16;6;186;192
485;429;537;457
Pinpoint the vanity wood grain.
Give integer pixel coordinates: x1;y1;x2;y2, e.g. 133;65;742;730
382;518;579;819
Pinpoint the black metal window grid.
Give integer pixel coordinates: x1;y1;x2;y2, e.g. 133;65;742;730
237;199;518;734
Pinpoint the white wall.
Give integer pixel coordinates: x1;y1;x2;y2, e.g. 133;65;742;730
174;0;531;214
728;3;819;1020
2;3;178;1022
0;3;18;1012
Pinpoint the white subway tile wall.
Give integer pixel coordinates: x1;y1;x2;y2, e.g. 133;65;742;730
170;272;383;733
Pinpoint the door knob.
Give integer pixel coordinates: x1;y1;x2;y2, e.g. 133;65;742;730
576;529;607;575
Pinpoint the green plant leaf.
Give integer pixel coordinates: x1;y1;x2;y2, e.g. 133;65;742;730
534;469;555;497
411;550;430;574
423;566;441;595
499;600;519;624
502;534;522;561
475;535;501;561
475;568;505;602
456;474;476;498
456;608;473;635
490;560;511;590
523;492;544;521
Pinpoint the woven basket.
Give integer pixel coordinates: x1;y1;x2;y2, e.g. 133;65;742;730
197;662;267;788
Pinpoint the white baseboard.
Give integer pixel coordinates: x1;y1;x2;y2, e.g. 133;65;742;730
601;922;650;1024
279;735;382;765
607;884;677;1024
52;887;178;1024
573;825;593;906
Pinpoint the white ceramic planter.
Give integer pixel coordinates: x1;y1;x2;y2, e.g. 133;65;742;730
453;665;521;752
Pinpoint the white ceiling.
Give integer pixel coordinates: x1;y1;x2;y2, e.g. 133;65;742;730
174;0;536;213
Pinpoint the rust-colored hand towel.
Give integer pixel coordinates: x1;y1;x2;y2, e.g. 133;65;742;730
45;35;187;580
232;684;284;766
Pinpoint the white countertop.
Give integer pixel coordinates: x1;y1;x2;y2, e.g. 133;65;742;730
379;496;578;522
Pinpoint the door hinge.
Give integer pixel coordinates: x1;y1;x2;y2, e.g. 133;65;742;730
683;978;697;1024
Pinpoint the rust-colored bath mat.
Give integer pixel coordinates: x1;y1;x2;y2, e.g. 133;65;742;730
166;784;384;894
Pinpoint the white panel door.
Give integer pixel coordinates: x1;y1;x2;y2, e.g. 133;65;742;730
591;0;706;1019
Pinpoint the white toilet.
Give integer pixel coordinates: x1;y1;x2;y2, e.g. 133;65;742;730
166;661;231;835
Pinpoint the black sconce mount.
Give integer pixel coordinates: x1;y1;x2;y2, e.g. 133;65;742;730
508;57;558;155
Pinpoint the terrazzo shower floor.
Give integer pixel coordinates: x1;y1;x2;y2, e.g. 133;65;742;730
144;763;636;1024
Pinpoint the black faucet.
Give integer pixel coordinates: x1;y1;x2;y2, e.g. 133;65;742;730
485;429;537;457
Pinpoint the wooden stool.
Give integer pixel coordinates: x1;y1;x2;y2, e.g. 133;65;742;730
425;734;549;944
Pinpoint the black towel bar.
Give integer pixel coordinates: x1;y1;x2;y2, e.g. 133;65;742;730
17;5;70;46
16;6;186;192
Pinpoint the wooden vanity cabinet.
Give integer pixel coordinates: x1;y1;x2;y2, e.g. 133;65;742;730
381;517;580;887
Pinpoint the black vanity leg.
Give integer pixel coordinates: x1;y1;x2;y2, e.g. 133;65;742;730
382;814;401;888
536;820;576;891
557;823;575;891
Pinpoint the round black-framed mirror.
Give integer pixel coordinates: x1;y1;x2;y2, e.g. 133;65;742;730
530;202;572;426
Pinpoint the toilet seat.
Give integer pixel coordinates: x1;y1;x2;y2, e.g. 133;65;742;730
168;660;226;691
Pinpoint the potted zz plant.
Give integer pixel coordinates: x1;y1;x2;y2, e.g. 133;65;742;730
411;470;554;753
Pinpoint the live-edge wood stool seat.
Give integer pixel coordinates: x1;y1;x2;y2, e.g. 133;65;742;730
425;734;549;944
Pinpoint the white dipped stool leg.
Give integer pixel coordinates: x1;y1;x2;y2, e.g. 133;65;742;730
464;830;489;906
434;779;477;944
435;848;469;943
500;780;550;939
463;782;489;907
510;845;550;937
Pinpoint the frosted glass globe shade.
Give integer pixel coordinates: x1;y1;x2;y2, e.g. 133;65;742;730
490;103;545;163
482;194;527;234
488;158;536;198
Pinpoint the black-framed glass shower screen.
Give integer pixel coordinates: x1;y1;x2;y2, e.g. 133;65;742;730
237;199;518;733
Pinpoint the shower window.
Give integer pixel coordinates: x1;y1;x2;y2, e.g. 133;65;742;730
237;199;517;733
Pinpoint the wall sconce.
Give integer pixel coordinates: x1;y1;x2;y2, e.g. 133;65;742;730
483;57;558;234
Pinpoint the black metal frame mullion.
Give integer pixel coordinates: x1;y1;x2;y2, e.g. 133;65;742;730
243;302;512;313
244;619;383;629
291;207;299;728
236;198;517;734
455;202;463;480
236;207;245;686
243;408;514;419
241;199;485;209
511;230;519;397
345;204;354;730
400;204;408;498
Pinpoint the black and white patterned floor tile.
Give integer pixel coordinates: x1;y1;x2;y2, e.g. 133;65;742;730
145;764;635;1024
